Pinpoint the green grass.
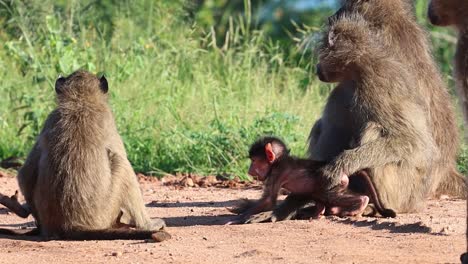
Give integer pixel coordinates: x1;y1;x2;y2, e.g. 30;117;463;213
0;0;466;179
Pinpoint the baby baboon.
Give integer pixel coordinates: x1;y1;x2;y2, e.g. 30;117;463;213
315;13;437;213
309;0;464;207
0;71;170;241
427;0;468;260
227;137;395;224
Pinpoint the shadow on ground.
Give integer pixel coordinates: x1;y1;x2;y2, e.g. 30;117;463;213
331;217;435;234
146;200;239;208
163;214;232;227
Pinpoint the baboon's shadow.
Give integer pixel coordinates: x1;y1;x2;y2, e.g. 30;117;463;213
0;220;40;241
162;214;232;227
150;200;238;226
146;200;238;209
331;217;436;235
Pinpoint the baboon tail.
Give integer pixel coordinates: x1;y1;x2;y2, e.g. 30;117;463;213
63;229;171;241
350;170;397;218
435;168;467;198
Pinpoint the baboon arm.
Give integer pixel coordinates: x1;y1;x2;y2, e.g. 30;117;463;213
17;142;41;205
322;134;415;188
107;149;158;230
271;194;314;221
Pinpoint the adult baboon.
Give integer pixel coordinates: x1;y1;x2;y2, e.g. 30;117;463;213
428;0;468;139
0;71;170;241
309;0;464;200
427;1;468;261
316;12;437;213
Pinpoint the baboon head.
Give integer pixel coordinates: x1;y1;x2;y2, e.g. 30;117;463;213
55;70;109;102
428;0;468;27
316;14;376;83
248;137;289;181
333;0;413;29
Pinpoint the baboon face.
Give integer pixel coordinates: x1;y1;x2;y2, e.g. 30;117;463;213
55;71;109;101
317;15;370;83
428;0;468;26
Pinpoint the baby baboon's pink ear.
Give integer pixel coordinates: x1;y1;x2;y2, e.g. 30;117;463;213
265;143;276;164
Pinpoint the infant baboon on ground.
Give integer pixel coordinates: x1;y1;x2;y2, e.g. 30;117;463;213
308;0;464;212
0;71;170;241
315;12;437;213
227;137;395;224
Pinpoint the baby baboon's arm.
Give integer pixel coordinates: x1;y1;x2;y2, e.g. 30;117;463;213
241;194;314;224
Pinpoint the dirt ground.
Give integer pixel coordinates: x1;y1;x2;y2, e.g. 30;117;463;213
0;174;465;264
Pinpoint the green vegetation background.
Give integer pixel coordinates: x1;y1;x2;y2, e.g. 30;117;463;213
0;0;466;179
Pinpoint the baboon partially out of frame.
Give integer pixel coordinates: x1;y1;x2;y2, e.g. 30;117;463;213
428;0;468;140
0;71;170;241
309;0;464;205
428;1;468;261
315;12;437;213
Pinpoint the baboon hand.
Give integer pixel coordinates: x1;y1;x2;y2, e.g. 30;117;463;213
244;211;274;224
319;165;347;191
225;211;274;225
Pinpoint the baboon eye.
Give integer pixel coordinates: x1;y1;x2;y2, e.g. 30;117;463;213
99;76;109;94
55;76;66;94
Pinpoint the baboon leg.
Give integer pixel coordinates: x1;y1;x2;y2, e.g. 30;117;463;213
326;192;369;217
434;167;466;198
370;166;427;213
112;154;165;231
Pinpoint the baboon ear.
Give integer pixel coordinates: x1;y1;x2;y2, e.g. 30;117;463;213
265;143;276;164
99;75;108;94
55;75;66;94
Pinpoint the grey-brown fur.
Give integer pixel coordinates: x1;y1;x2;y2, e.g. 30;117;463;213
316;13;437;213
5;70;169;240
428;0;468;140
427;0;468;258
309;0;464;204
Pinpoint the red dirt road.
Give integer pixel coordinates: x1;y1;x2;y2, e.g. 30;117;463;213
0;175;465;264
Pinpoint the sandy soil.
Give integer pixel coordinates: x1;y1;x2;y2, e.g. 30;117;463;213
0;174;465;264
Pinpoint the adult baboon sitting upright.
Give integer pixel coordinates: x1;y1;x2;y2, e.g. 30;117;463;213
314;11;437;213
0;71;170;241
309;0;464;206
